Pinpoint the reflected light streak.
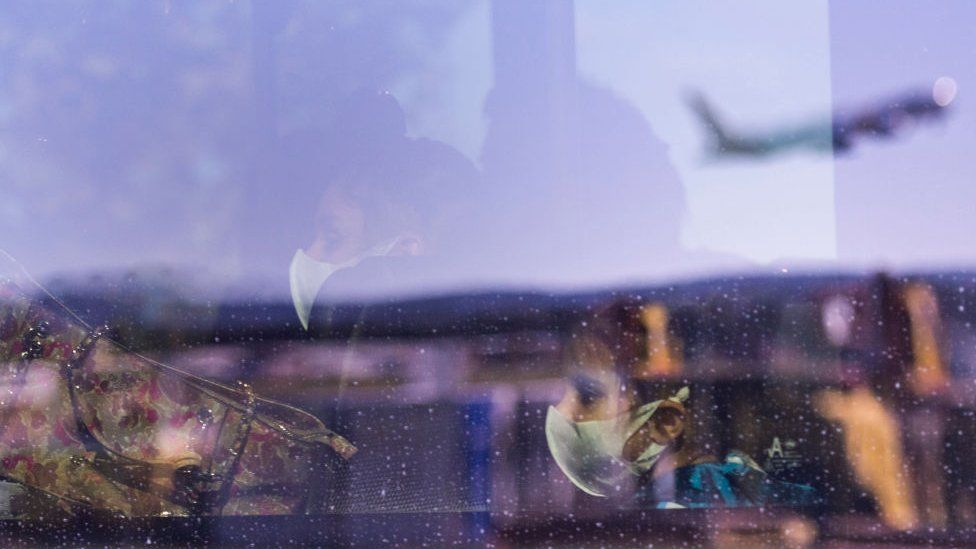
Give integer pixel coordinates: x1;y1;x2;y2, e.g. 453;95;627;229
933;76;957;107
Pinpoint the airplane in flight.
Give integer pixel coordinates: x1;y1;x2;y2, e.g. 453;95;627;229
688;77;957;159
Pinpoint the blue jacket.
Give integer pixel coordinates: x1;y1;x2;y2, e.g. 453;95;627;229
634;453;819;509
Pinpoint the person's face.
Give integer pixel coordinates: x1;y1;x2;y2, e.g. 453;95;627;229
310;178;429;263
557;336;633;422
313;184;367;263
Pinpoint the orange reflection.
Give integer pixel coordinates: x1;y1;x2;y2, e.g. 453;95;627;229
815;386;918;531
903;282;949;396
636;304;683;379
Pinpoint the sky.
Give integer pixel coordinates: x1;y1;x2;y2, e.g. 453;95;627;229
395;0;976;290
2;1;975;299
572;1;836;265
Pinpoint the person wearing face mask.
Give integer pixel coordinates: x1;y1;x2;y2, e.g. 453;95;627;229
270;91;487;517
283;90;482;338
288;175;427;332
546;384;820;509
546;300;819;509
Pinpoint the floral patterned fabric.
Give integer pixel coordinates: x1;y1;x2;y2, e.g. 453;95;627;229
0;280;355;517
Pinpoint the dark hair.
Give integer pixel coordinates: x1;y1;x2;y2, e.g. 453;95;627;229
281;91;480;252
568;299;647;375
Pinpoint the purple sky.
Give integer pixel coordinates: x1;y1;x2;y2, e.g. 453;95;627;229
1;1;973;300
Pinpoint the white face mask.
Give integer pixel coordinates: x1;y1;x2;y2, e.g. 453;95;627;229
545;407;625;497
288;237;401;330
545;386;690;495
573;417;625;458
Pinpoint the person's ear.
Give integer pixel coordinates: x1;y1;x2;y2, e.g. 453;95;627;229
621;403;686;462
651;405;686;444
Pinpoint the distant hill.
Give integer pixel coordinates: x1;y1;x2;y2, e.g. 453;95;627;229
29;268;976;348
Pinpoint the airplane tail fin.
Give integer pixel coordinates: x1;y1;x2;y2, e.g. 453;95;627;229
685;91;735;152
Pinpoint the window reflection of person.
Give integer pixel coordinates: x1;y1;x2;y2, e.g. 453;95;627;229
285;91;479;334
289;174;426;331
282;91;480;515
306;181;424;265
